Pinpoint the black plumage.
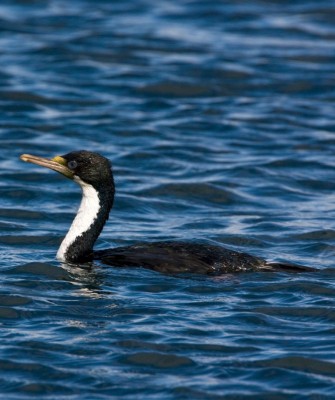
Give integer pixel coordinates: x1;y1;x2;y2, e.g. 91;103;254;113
20;150;316;275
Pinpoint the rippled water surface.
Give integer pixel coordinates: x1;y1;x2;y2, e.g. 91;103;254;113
1;0;335;398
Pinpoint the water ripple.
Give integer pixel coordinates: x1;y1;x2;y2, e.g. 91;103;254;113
0;0;335;398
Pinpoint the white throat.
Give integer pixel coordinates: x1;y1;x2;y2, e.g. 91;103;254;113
57;177;100;261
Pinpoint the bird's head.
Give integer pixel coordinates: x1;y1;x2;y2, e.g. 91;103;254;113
20;150;114;190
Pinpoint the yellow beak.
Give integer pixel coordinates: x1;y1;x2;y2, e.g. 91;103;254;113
20;154;74;179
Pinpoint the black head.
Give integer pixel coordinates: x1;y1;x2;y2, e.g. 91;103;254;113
20;150;115;192
60;150;114;189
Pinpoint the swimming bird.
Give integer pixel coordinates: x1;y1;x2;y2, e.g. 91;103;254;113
20;150;314;275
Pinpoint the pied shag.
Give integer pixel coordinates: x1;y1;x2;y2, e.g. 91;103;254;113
20;150;315;275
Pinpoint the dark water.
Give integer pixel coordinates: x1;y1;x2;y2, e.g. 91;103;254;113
1;0;335;398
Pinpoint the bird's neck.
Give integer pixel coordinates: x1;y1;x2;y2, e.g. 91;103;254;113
57;177;114;263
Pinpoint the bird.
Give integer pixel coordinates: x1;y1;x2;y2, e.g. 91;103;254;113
20;150;315;275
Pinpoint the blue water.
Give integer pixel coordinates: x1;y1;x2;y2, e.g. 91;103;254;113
1;0;335;398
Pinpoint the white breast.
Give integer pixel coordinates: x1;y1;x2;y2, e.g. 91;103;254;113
57;176;100;261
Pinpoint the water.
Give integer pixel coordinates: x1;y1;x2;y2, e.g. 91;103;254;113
1;0;335;398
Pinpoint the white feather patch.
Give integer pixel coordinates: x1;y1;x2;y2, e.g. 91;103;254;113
57;176;100;261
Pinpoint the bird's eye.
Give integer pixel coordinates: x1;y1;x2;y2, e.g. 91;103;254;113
68;160;78;169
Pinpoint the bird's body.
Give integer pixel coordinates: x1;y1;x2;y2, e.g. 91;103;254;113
94;241;264;274
20;150;315;275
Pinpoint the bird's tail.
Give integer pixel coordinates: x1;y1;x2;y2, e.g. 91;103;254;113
261;262;317;273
